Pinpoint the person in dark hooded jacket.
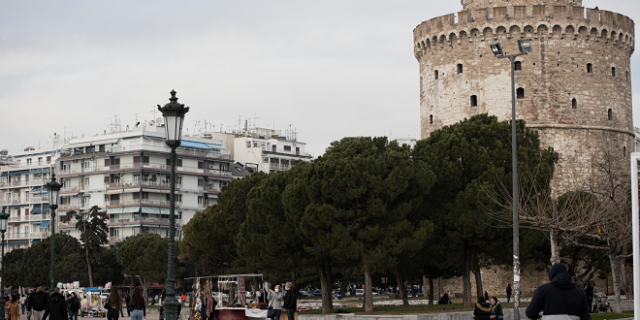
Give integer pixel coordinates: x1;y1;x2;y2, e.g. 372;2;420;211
282;282;297;320
473;296;492;320
42;288;68;320
526;263;591;320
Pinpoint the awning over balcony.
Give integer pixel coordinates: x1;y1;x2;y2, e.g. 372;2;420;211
7;240;28;246
30;221;42;224
143;136;165;141
31;205;50;214
180;141;211;150
39;221;50;229
60;192;79;197
8;170;29;176
107;207;141;214
31;239;40;244
206;144;227;150
29;188;48;195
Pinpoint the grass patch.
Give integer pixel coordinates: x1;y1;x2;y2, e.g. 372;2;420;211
306;302;530;315
590;311;633;320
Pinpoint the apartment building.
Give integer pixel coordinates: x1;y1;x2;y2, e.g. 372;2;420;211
0;138;62;252
204;127;313;173
55;125;232;245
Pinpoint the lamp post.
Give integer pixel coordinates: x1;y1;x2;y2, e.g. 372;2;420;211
157;90;189;320
490;39;532;320
45;174;61;294
0;207;9;320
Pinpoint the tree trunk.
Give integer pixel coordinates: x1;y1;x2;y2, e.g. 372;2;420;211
620;245;632;300
462;249;472;309
318;264;333;314
472;259;484;299
363;266;374;312
428;275;434;305
409;280;416;298
83;219;94;287
290;270;297;288
138;276;149;305
608;253;623;313
339;268;353;297
550;228;563;265
396;270;408;306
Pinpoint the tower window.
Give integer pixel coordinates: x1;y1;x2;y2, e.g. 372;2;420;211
608;108;612;120
457;64;463;74
430;115;433;125
572;98;577;109
612;67;616;77
517;88;525;99
587;63;593;73
435;70;439;80
470;95;478;107
624;146;626;157
515;61;522;71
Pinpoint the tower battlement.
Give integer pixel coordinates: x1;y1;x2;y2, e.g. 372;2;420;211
461;0;583;10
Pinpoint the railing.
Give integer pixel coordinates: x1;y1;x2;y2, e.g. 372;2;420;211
9;216;27;222
60;142;230;160
0;198;26;205
30;196;48;203
107;181;180;189
7;233;30;240
59;202;83;210
61;185;84;192
59;162;233;177
6;232;48;240
109;236;125;243
203;185;221;192
109;217;182;225
0;162;53;169
106;199;170;206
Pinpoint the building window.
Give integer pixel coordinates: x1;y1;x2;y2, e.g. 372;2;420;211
587;63;593;73
84;162;90;168
198;179;204;187
608;108;613;120
84;178;90;186
515;61;522;71
623;146;626;157
272;145;276;152
198;196;204;204
26;159;32;165
470;95;478;107
612;67;616;77
572;99;577;109
284;146;292;152
517;88;525;99
457;64;463;74
430;115;433;125
435;70;439;80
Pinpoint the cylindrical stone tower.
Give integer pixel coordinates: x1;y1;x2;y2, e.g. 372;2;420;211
414;0;635;190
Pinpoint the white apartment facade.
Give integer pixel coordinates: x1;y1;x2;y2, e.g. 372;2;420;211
0;137;62;252
55;125;232;245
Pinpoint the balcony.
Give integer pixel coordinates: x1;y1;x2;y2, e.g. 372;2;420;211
109;217;182;225
60;142;230;160
58;202;83;210
7;232;48;240
203;185;221;193
106;199;170;207
61;185;84;192
58;162;233;178
0;162;54;170
29;196;48;203
107;180;179;189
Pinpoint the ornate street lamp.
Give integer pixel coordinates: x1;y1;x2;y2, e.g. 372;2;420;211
157;90;189;320
0;207;9;320
45;174;61;294
490;38;532;320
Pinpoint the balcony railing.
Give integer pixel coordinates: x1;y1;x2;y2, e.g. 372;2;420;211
107;180;179;189
60;142;230;160
59;162;233;177
106;199;170;206
7;232;49;240
30;196;48;203
203;185;221;193
59;202;83;210
109;217;182;225
61;185;84;192
0;162;54;170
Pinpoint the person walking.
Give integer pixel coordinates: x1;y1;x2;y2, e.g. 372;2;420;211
42;288;68;320
585;281;594;313
66;293;80;320
20;295;26;315
27;284;49;320
489;297;503;320
124;294;131;318
129;289;146;320
6;295;21;320
473;296;492;320
105;289;123;320
267;285;283;320
526;263;591;320
282;282;297;320
506;284;512;303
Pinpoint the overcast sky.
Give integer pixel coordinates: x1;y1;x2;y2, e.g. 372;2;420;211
1;0;639;158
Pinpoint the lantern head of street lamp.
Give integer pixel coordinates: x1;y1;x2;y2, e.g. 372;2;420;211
0;207;8;233
157;90;190;149
490;43;503;56
518;39;532;53
46;174;61;208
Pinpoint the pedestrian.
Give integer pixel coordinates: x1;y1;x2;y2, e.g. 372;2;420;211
525;263;591;320
42;288;68;320
473;296;492;320
104;289;123;320
590;281;598;313
158;290;166;320
6;295;21;320
20;295;26;315
267;285;283;320
66;293;80;320
199;290;207;320
27;284;48;320
506;284;512;303
129;289;146;320
282;282;297;320
585;281;594;313
484;291;489;301
489;297;503;320
124;294;131;318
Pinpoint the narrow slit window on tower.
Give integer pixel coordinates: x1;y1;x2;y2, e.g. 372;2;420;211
430;115;433;125
572;98;577;109
515;61;522;71
435;70;439;80
517;88;525;99
608;108;613;120
612;67;616;77
587;63;593;73
624;146;626;157
470;95;478;107
457;64;463;74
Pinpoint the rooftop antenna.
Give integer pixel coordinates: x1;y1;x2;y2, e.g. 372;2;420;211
253;112;260;129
